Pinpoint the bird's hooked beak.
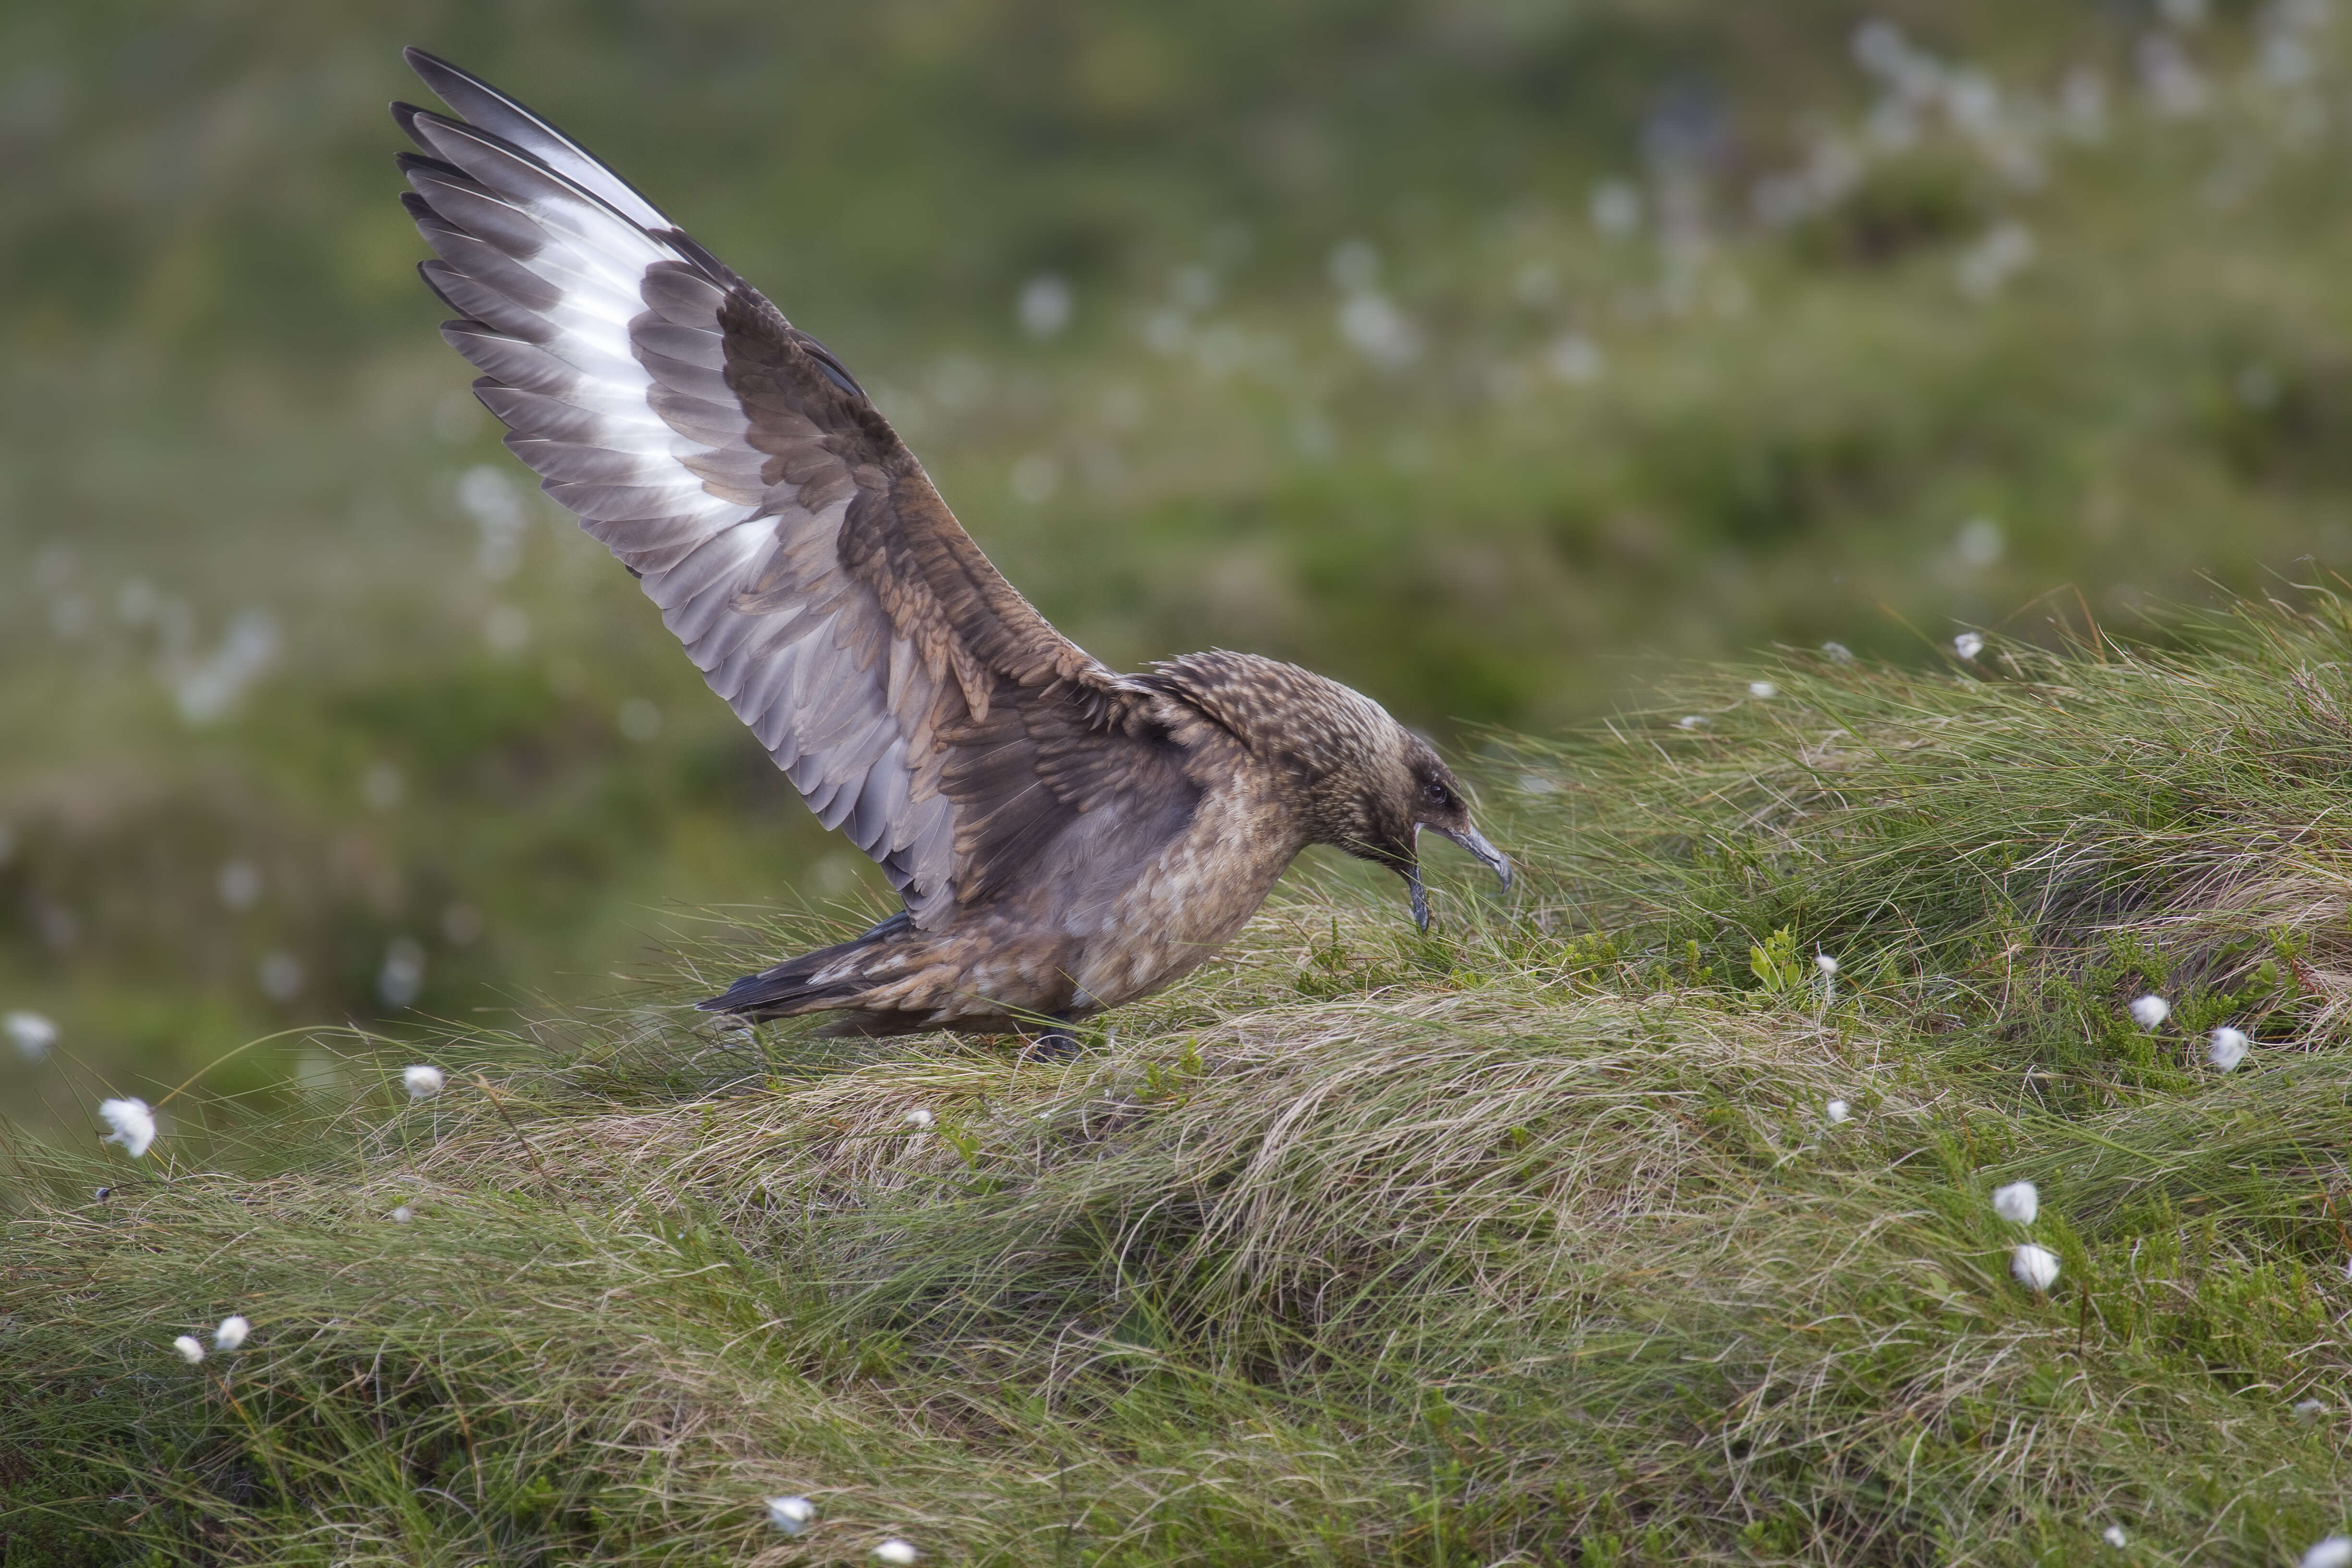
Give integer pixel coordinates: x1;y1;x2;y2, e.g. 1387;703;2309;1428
1438;822;1514;892
1404;823;1513;932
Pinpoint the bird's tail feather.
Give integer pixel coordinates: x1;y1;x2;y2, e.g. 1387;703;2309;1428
698;912;911;1019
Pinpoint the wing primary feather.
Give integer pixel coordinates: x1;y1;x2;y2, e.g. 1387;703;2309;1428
411;223;565;310
403;48;674;232
419;260;549;341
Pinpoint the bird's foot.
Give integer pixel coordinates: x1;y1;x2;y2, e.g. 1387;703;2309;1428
1021;1024;1083;1063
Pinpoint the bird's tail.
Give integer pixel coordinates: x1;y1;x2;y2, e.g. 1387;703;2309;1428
697;912;912;1020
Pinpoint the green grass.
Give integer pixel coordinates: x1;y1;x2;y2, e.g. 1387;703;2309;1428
13;598;2352;1564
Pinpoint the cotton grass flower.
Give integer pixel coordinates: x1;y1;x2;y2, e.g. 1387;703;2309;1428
2295;1398;2329;1420
1992;1180;2039;1225
172;1335;206;1364
1677;715;1709;730
1955;221;2035;299
1825;1099;1851;1124
402;1064;445;1100
2208;1027;2250;1071
2012;1242;2061;1291
1953;632;1985;660
5;1009;57;1062
1815;954;1838;977
1747;680;1778;699
98;1098;157;1159
213;1315;250;1352
2128;995;2169;1029
2303;1536;2352;1568
904;1108;935;1129
872;1542;919;1565
391;1204;414;1223
766;1496;815;1536
2103;1525;2127;1548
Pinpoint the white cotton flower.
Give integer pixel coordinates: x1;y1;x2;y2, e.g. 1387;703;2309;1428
1992;1180;2039;1225
172;1335;206;1364
213;1314;250;1352
1954;632;1985;660
871;1542;919;1566
1590;180;1642;238
391;1204;414;1223
2207;1027;2250;1072
1816;954;1838;977
378;938;427;1007
1822;642;1855;663
402;1065;445;1100
1546;333;1604;385
1825;1099;1851;1124
1748;681;1778;699
1955;516;2004;569
2012;1242;2061;1291
1677;715;1709;731
1016;273;1073;340
2303;1536;2352;1568
904;1108;935;1128
5;1009;58;1062
2128;995;2170;1029
2295;1398;2330;1420
2103;1524;2127;1548
766;1496;816;1535
98;1098;157;1159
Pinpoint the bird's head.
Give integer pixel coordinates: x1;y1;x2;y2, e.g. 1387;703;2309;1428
1150;651;1512;931
1324;726;1511;933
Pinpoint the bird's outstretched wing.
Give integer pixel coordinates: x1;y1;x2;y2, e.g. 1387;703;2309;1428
394;49;1191;927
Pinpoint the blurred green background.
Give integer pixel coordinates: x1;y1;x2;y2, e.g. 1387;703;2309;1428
9;0;2352;1134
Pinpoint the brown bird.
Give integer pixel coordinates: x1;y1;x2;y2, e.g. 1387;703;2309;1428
391;49;1509;1050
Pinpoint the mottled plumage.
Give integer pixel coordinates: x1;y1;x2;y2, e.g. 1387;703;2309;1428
391;49;1508;1043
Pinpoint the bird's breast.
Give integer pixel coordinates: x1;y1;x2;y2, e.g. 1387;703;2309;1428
1068;778;1298;1009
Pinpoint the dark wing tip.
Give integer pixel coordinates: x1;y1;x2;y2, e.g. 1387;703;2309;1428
393;149;465;181
415;259;466;316
401;47;490;119
402;45;471;90
395;43;676;236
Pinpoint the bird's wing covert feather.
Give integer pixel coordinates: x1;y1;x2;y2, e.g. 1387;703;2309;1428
395;48;1186;926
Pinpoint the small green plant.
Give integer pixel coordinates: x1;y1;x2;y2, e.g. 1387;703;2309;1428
1747;925;1806;994
1558;930;1622;985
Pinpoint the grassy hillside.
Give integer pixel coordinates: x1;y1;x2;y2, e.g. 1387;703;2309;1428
12;599;2352;1564
18;0;2352;1128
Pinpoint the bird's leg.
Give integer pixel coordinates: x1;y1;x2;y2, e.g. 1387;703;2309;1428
1021;1016;1084;1062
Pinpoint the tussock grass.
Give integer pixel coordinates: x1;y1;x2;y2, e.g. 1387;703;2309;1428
15;601;2352;1564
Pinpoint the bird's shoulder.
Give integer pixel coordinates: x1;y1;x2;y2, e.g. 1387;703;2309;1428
1135;650;1387;772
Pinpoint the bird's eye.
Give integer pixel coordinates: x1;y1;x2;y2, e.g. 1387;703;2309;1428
1423;780;1449;808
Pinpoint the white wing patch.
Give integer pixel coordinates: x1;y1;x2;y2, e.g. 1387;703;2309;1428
398;94;960;922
